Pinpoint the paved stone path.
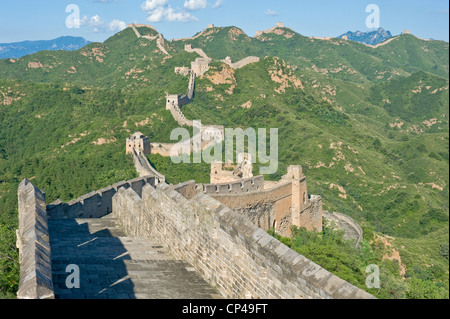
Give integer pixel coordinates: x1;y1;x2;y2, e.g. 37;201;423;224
49;216;219;299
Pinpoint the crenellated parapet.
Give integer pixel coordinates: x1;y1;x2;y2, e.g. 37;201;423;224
192;165;323;237
46;176;161;220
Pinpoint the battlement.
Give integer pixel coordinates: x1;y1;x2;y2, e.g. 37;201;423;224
198;175;265;195
46;175;161;219
191;165;322;236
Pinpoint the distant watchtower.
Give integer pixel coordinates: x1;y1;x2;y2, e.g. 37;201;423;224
126;132;150;156
191;58;210;77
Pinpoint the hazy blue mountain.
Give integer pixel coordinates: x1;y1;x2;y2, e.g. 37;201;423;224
0;36;90;59
338;28;393;45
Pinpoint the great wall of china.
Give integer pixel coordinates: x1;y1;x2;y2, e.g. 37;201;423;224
129;23;170;55
15;23;373;300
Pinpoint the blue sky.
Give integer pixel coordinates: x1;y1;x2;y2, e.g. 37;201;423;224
0;0;448;43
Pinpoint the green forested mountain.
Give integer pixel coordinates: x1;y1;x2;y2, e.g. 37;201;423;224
0;25;448;299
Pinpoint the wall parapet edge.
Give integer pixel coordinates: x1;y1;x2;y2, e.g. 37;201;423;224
196;175;265;195
16;179;54;299
323;211;363;247
46;175;159;219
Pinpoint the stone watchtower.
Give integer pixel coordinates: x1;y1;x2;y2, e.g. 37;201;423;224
166;94;181;110
283;165;323;232
126;132;150;156
191;58;210;77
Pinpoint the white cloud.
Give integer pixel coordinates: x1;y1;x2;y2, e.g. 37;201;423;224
141;1;199;23
109;19;127;31
184;0;207;11
212;0;223;9
146;6;167;22
141;0;169;11
76;14;126;33
89;14;104;26
166;6;198;21
92;0;118;3
265;9;278;16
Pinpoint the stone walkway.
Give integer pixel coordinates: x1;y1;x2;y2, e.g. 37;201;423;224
49;217;219;299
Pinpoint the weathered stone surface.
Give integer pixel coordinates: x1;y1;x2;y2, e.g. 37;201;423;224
17;179;55;299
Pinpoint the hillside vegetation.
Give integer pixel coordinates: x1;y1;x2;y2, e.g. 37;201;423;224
0;25;448;299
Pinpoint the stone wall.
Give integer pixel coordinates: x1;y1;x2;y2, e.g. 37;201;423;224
197;176;265;195
323;211;363;247
210;181;293;236
175;67;190;77
191;58;210;76
129;24;142;38
210;154;253;184
298;195;323;234
129;24;168;55
166;95;194;126
172;180;197;199
222;56;260;70
16;179;54;299
132;149;166;181
46;176;160;220
185;45;211;61
150;133;209;157
156;34;169;55
255;22;293;37
186;71;195;100
196;166;323;237
112;183;374;299
126;132;150;155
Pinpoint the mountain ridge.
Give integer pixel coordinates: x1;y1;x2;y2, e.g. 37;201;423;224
338;27;393;45
0;36;91;59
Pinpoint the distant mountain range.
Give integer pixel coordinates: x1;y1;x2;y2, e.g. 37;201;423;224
0;36;90;59
338;28;393;46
